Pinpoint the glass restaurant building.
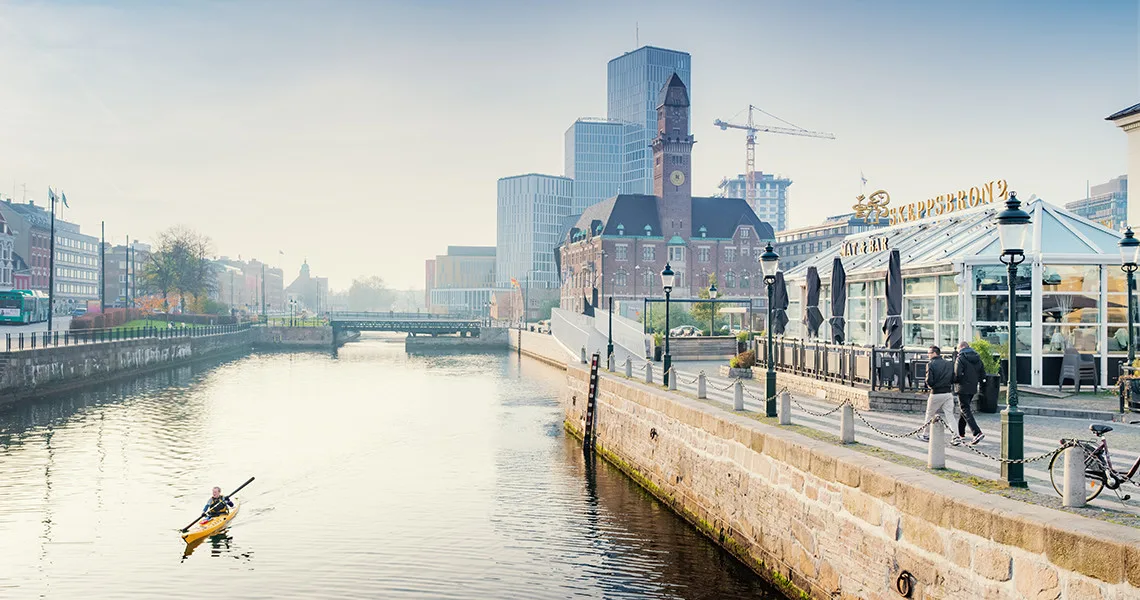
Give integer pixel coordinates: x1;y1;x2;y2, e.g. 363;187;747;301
782;198;1129;388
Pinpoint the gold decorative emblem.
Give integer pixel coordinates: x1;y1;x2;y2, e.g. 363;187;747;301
852;190;890;224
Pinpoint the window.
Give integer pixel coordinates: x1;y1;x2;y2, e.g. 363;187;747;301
739;272;750;289
741;228;750;239
698;247;710;263
724;247;736;262
615;271;627;287
615;244;628;261
725;271;736;288
668;246;684;261
642;245;655;261
642;270;653;290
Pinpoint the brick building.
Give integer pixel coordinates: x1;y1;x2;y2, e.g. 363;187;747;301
557;74;774;312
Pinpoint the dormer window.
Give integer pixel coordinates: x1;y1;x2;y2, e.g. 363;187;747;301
698;226;707;238
616;224;625;236
644;225;652;236
742;228;751;239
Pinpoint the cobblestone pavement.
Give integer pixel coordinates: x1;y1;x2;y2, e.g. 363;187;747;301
667;360;1140;517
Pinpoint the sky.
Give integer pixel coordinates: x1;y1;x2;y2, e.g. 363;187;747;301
0;0;1137;289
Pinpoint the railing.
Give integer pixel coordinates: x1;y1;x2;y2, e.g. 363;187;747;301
327;311;480;322
757;335;958;393
4;323;252;352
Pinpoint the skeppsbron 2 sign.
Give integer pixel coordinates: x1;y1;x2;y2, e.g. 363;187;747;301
853;179;1010;226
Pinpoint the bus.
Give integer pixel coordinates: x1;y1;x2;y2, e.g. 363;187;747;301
0;290;50;324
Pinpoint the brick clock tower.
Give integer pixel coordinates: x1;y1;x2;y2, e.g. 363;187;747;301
652;73;694;240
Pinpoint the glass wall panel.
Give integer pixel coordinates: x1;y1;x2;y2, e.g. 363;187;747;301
1041;265;1099;293
906;297;935;321
939;325;960;349
972;265;1032;291
906;323;935;347
974;295;1031;322
973;325;1031;354
939;275;958;294
1041;294;1099;324
940;296;959;321
904;277;936;295
1107;325;1140;352
1042;325;1099;354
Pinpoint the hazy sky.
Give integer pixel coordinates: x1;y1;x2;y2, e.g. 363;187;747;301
1;0;1137;289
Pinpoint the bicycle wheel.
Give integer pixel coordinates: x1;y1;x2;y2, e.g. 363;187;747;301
1048;446;1105;502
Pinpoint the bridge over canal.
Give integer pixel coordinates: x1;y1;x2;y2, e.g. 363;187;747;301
328;312;483;338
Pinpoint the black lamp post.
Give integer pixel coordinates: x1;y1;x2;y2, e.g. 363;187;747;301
1120;228;1139;376
995;191;1031;488
661;263;675;386
708;282;718;336
759;243;780;417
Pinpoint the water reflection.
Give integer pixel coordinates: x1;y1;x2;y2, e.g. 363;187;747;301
0;339;781;599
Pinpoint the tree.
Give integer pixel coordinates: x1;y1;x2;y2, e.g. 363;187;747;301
139;226;216;312
348;276;393;311
690;273;726;335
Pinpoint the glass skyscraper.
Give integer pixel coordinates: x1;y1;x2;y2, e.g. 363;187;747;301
564;118;624;215
717;173;793;232
607;46;691;195
495;174;573;289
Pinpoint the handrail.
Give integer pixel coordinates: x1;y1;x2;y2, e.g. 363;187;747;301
3;322;252;352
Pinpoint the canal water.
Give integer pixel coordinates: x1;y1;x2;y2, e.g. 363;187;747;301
0;336;782;599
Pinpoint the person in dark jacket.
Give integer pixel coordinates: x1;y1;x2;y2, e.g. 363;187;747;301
919;346;956;442
203;486;234;518
953;341;985;446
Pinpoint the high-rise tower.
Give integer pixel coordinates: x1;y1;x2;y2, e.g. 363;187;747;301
607;46;691;195
652;73;694;240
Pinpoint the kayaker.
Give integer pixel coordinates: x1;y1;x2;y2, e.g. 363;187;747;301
203;487;234;518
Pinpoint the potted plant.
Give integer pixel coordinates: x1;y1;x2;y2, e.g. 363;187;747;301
970;338;1001;413
720;349;755;378
652;332;663;361
736;330;752;354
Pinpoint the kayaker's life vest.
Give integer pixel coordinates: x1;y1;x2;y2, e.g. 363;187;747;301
205;497;231;516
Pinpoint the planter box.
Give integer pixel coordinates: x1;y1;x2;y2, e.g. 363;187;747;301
719;366;753;379
978;374;1000;413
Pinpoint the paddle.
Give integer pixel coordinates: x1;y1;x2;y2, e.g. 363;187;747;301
180;476;255;533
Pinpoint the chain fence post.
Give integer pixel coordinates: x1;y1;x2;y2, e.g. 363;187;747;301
607;353;615;373
779;391;791;425
668;368;677;391
580;347;587;364
697;372;707;399
625;357;632;378
1063;446;1086;508
840;403;854;443
733;380;744;411
645;360;653;384
928;419;946;469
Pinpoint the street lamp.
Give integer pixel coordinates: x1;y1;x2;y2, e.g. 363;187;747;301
759;242;780;417
995;191;1031;488
607;295;614;366
1117;228;1135;374
661;263;675;386
708;282;718;336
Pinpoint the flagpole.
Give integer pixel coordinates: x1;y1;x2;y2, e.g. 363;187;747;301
47;189;56;333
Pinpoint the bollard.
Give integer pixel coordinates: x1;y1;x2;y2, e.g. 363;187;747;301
581;347;587;364
625;357;633;378
779;391;792;425
608;353;615;372
668;369;677;391
840;403;855;443
928;420;946;469
1063;446;1087;508
697;373;707;399
734;381;744;411
645;361;653;384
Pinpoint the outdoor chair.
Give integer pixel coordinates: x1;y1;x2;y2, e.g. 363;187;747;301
1059;347;1098;393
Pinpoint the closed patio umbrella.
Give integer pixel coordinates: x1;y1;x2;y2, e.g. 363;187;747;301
882;249;903;350
771;271;790;335
804;266;824;338
829;256;847;344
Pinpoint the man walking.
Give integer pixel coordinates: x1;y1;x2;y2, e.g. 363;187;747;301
952;341;986;446
918;346;955;443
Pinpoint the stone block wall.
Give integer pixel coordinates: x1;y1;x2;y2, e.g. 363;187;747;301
253;326;333;348
405;328;508;351
508;328;574;369
0;329;252;404
564;365;1140;599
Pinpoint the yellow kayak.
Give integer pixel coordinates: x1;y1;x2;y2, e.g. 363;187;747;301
182;499;240;543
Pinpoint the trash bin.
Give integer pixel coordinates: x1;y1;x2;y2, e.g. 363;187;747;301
978;374;1000;413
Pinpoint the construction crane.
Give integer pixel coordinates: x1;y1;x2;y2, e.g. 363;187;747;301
713;106;835;218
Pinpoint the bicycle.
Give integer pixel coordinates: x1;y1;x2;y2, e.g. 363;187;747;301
1049;424;1140;503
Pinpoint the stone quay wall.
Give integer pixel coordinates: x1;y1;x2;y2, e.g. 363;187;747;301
0;329;253;404
405;328;508;352
564;364;1140;599
508;328;574;370
253;326;334;349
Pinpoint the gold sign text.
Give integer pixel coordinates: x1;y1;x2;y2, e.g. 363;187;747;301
877;179;1009;226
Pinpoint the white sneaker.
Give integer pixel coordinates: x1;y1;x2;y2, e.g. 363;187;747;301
916;434;930;442
950;436;964;446
969;433;985;446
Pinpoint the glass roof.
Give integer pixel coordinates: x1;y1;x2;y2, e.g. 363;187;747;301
784;199;1123;281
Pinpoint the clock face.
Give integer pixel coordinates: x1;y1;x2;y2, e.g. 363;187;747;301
670;170;685;186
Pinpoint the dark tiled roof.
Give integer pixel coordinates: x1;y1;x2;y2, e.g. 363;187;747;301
567;195;662;239
1107;102;1140;121
691;196;774;239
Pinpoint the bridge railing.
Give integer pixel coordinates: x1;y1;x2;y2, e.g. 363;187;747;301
4;323;252;353
328;311;481;322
